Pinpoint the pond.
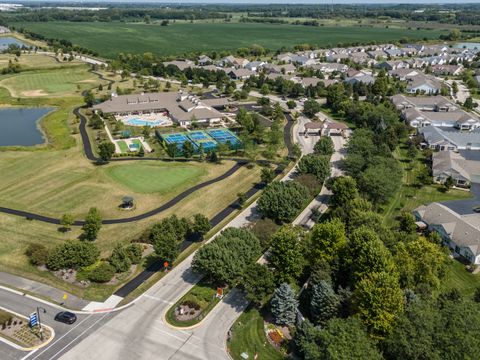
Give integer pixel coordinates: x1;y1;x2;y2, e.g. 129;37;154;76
0;37;27;49
0;107;54;146
454;42;480;50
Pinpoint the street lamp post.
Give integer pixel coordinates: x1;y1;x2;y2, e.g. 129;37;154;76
36;306;46;340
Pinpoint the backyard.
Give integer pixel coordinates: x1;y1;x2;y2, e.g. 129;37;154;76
383;144;472;225
16;21;446;58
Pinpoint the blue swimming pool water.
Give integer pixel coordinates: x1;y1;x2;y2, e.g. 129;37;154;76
125;118;165;127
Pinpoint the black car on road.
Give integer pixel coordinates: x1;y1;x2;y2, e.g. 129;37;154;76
54;311;77;324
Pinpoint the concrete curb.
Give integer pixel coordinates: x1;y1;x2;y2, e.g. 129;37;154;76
0;285;135;315
0;305;55;352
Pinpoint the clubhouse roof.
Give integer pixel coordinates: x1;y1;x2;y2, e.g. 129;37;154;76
93;91;224;125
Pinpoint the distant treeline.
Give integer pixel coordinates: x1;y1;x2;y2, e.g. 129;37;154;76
4;4;480;26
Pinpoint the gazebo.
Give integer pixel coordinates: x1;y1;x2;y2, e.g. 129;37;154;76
121;196;134;209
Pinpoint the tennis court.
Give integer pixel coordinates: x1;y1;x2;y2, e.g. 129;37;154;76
162;133;196;149
207;129;241;147
187;131;218;152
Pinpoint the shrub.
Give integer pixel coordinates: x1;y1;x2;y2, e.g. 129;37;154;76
125;243;143;264
109;244;132;273
25;243;49;266
0;310;12;326
46;240;100;271
88;262;115;283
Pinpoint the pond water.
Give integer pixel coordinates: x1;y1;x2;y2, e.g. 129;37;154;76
0;107;54;146
0;37;27;49
454;42;480;50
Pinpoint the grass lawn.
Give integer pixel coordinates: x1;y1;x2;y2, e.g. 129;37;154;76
228;308;284;360
441;259;480;298
105;162;207;194
0;161;261;300
0;53;81;70
117;140;129;153
16;21;446;58
383;145;472;225
0;65;101;97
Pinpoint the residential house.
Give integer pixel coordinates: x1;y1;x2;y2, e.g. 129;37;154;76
388;68;419;81
228;68;254;80
431;64;464;76
376;60;409;71
419;125;480;151
163;60;194;71
345;74;375;86
267;63;296;74
406;74;443;94
414;203;480;264
198;55;212;66
367;49;388;59
245;61;266;72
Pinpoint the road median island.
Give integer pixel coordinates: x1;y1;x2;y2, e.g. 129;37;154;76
0;306;55;351
164;278;227;329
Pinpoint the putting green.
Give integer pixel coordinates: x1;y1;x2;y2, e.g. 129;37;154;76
104;163;206;194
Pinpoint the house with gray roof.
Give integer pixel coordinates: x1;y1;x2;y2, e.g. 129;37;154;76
431;150;480;187
344;74;375;86
406;74;443;95
414;203;480;264
419;126;480;151
392;94;480;129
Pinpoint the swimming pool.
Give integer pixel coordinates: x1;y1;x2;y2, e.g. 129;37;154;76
124;118;166;127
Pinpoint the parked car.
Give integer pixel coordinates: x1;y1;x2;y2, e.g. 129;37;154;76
54;311;77;324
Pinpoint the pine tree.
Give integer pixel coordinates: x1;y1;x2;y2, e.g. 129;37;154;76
271;283;298;326
310;280;339;326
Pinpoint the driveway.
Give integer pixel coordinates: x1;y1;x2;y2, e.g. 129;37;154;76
440;182;480;215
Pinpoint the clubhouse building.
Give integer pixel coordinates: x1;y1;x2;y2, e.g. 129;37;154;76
93;91;225;126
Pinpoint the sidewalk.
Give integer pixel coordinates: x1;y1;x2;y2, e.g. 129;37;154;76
0;272;89;310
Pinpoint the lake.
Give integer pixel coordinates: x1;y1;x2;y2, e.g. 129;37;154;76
0;37;27;49
0;107;54;146
455;42;480;50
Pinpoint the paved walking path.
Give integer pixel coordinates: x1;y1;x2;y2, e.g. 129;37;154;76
0;272;89;310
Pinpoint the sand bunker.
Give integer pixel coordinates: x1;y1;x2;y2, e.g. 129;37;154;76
21;89;48;97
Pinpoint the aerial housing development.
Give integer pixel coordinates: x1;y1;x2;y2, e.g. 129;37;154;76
0;2;480;360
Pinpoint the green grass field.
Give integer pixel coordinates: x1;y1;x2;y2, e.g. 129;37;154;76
16;22;446;58
383;145;472;225
228;308;284;360
104;163;207;194
442;260;480;298
0;65;99;97
117;140;129;153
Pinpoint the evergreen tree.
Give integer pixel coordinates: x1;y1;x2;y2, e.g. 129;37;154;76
310;280;340;326
271;283;298;326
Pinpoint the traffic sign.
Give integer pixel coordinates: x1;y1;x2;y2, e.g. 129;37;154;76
29;312;38;328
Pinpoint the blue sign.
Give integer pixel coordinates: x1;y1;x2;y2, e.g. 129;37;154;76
29;312;38;328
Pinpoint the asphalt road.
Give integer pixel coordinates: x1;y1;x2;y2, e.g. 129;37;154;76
0;288;114;360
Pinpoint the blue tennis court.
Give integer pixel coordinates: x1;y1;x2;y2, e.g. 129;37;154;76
188;131;210;141
206;129;241;146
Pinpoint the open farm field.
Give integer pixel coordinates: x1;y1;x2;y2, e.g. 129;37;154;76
15;21;446;58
